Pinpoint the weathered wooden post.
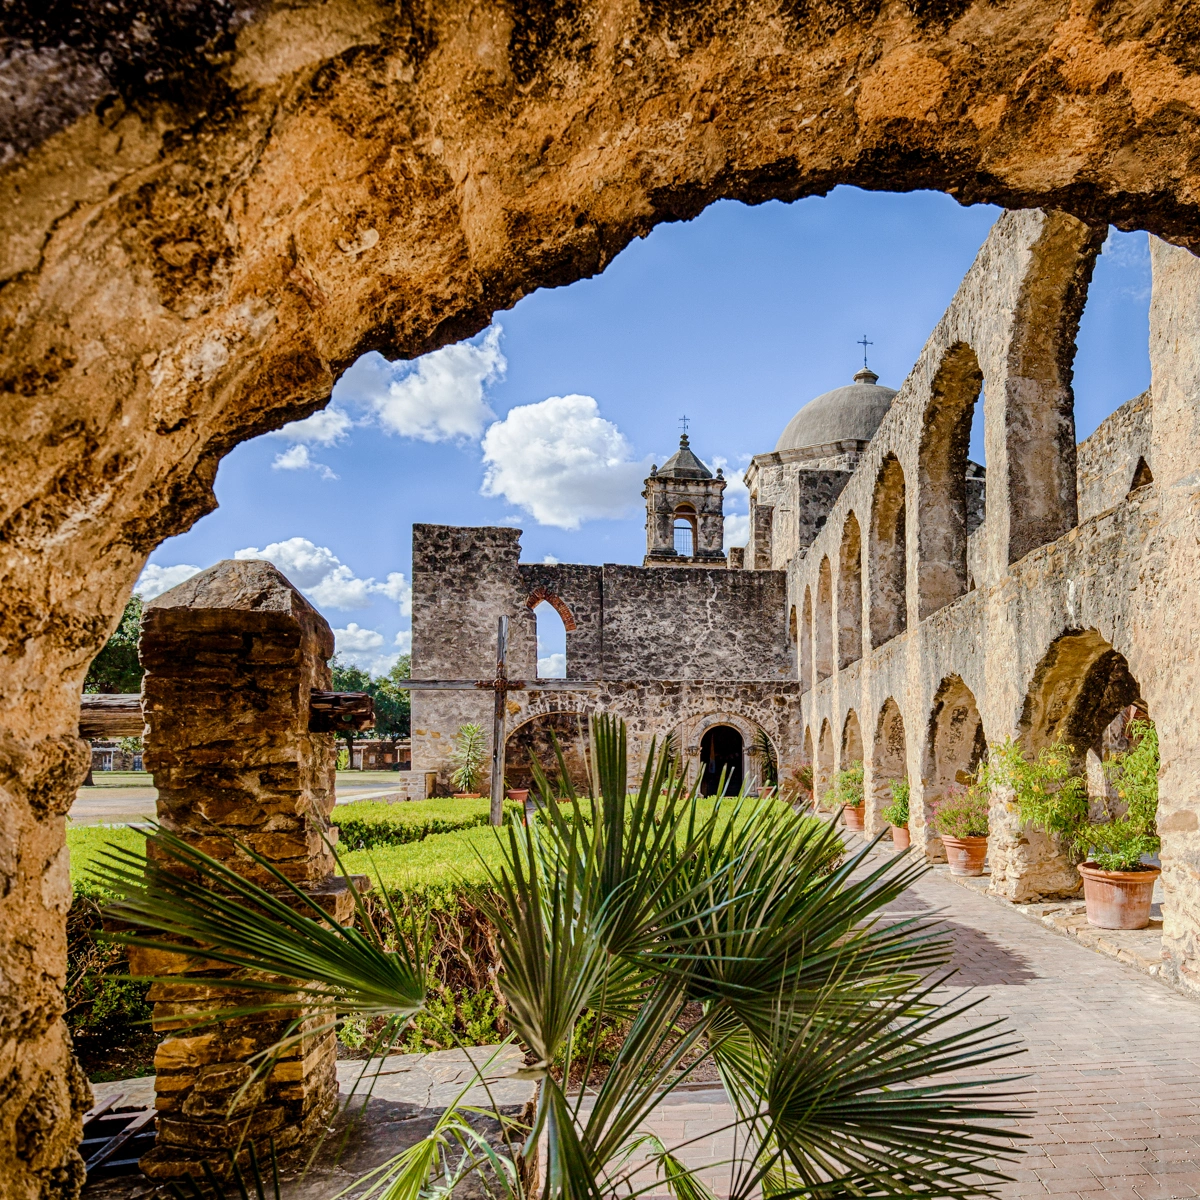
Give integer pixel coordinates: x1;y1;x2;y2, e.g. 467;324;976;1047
130;559;358;1178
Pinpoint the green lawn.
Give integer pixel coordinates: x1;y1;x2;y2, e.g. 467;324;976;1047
80;772;153;789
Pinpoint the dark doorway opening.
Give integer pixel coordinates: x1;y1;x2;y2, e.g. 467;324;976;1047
700;725;744;796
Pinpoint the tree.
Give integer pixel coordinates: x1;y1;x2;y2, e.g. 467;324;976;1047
85;594;144;694
101;716;1027;1200
328;654;412;766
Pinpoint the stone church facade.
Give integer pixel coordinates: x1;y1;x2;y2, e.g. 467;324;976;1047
412;207;1200;993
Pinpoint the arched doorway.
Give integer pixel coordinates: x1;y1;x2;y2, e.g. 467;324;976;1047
700;725;743;797
923;676;986;860
873;698;908;832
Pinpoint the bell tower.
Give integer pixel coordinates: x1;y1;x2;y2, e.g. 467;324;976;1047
642;431;727;567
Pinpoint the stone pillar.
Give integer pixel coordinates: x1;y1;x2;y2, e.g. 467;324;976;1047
131;560;353;1178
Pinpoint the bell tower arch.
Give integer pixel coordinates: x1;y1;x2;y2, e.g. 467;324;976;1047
643;432;727;567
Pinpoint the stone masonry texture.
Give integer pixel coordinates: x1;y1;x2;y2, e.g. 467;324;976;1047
133;559;351;1179
9;0;1200;1190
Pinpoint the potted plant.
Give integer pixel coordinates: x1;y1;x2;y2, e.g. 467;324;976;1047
934;781;989;875
883;778;910;850
1005;720;1160;929
450;723;486;797
828;759;865;831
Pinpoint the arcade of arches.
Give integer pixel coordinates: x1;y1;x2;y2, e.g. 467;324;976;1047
10;2;1200;1194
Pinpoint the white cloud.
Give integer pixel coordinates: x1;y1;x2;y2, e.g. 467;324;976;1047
134;562;203;600
334;623;384;652
271;443;338;480
234;538;412;613
394;629;412;654
481;394;651;529
268;407;353;446
1101;229;1152;301
724;512;750;550
712;456;750;502
542;554;560;565
537;652;567;678
335;326;505;443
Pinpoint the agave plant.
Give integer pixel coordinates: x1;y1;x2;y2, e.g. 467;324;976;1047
96;715;1026;1200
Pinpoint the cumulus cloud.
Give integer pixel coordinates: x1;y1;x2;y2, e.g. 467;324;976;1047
335;326;505;442
333;624;411;676
394;629;412;654
542;554;560;565
271;443;338;480
334;623;384;652
481;394;650;529
234;538;412;613
537;652;567;678
134;562;203;600
269;407;353;446
712;456;750;502
724;512;750;550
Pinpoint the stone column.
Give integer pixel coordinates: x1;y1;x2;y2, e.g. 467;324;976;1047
131;560;354;1178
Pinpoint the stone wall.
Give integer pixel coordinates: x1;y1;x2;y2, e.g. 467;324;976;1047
1076;391;1153;521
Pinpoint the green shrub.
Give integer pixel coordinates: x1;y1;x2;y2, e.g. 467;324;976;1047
934;783;988;839
882;779;910;827
331;797;520;850
826;759;864;809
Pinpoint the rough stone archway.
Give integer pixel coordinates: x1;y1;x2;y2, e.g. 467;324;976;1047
11;0;1200;1191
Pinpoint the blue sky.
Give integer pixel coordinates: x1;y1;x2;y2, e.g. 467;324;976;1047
137;187;1152;676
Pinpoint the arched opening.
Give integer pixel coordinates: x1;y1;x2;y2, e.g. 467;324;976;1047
917;343;984;619
816;719;835;807
923;675;987;860
873;698;908;829
837;512;863;669
505;712;591;793
1129;456;1154;493
803;725;814;768
800;586;814;692
531;599;569;678
869;455;908;647
842;708;863;767
700;725;744;797
815;556;833;682
673;504;697;556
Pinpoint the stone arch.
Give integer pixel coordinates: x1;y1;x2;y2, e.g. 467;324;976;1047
842;707;863;766
872;698;908;830
869;454;907;647
803;725;814;767
922;675;987;860
673;502;698;556
837;512;863;669
524;587;578;632
817;719;835;806
815;556;833;682
800;586;814;692
505;710;591;793
1002;219;1102;564
917;343;984;619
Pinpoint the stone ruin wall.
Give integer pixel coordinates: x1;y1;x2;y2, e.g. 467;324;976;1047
411;527;794;793
9;0;1200;1192
793;209;1200;995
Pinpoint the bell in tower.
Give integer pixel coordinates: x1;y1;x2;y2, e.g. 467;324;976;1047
642;429;727;567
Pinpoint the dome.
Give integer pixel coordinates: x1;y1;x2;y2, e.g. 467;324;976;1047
775;368;897;454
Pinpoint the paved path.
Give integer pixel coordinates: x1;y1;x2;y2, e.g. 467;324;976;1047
627;851;1200;1200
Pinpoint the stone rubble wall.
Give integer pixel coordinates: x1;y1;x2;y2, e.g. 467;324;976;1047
1076;391;1153;521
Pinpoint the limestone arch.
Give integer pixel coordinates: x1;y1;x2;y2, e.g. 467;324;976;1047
917;343;984;619
504;710;591;793
800;586;814;692
869;455;907;647
815;556;833;682
841;708;863;769
524;587;578;632
922;675;987;859
872;698;908;830
837;512;863;669
817;719;835;807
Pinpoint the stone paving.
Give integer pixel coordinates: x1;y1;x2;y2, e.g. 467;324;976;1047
625;850;1200;1199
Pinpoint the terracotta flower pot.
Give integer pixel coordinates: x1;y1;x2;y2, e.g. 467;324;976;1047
1078;862;1161;929
891;824;911;851
841;805;865;832
942;835;988;876
454;792;481;799
505;788;529;803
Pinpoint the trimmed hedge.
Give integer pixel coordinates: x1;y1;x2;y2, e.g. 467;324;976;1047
330;797;520;851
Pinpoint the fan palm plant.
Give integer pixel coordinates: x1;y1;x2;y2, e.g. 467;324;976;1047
96;715;1027;1200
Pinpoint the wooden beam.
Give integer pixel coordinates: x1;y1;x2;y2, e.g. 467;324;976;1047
80;690;378;739
399;679;601;691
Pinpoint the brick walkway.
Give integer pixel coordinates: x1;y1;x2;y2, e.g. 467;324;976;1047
624;853;1200;1199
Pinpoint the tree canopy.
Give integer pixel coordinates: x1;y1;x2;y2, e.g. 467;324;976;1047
85;595;144;694
330;653;410;740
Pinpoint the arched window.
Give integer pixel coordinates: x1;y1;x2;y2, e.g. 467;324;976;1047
673;504;697;556
525;587;577;679
837;512;863;669
869;455;907;648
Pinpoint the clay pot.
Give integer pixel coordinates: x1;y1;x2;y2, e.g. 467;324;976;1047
942;835;988;877
453;792;481;799
841;805;865;832
505;788;530;803
891;824;911;851
1078;862;1161;929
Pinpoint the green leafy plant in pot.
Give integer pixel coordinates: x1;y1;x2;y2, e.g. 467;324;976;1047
883;778;911;850
450;722;487;796
999;719;1160;929
934;779;989;876
828;759;866;831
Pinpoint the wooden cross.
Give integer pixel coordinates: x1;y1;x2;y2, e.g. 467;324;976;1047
400;616;599;824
